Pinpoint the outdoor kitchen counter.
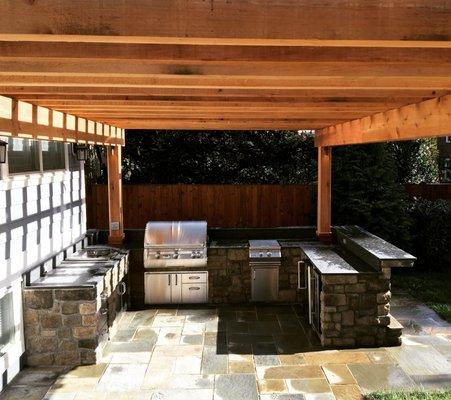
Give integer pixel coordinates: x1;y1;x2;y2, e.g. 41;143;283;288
22;250;129;366
206;239;303;304
300;244;359;275
27;253;128;295
334;226;416;269
144;265;209;272
208;239;248;249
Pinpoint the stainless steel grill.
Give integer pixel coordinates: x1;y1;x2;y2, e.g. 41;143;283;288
144;221;208;268
249;240;281;302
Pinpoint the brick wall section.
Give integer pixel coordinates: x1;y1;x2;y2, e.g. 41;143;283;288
320;268;398;348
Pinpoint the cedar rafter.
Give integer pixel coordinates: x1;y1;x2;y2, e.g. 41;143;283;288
315;94;451;147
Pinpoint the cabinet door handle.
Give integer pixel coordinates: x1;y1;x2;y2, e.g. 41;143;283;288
168;274;171;286
175;274;178;285
189;276;200;280
119;281;127;295
189;287;200;291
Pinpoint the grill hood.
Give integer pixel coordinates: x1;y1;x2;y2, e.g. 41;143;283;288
144;221;207;248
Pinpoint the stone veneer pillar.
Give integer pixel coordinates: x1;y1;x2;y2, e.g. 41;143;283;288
320;267;399;347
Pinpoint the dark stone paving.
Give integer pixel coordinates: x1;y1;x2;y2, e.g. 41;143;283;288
2;300;450;399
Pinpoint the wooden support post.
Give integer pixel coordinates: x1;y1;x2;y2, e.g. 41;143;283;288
107;145;124;246
317;146;332;242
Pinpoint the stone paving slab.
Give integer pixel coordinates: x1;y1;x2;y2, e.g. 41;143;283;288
3;300;451;400
215;373;258;400
348;364;416;393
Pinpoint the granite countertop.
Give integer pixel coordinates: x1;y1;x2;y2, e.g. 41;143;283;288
300;244;359;275
144;265;209;272
208;239;318;249
278;240;317;248
28;266;106;289
208;240;248;249
27;251;127;289
335;226;416;268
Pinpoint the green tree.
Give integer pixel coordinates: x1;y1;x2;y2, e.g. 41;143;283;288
332;143;411;246
387;139;439;183
120;130;316;184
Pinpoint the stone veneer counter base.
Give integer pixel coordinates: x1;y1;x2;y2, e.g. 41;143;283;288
22;252;129;366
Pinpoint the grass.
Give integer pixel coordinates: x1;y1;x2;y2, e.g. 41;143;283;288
392;270;451;322
366;390;451;400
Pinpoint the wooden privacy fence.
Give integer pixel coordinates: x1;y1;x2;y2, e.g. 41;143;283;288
87;184;313;229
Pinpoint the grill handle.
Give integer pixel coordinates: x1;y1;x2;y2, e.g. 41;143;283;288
307;265;312;325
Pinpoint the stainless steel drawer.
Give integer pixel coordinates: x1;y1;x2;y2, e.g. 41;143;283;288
181;283;207;303
181;272;207;284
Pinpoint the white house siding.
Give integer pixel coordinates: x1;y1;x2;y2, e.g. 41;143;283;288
0;146;86;389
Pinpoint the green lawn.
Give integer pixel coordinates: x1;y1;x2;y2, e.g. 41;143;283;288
366;390;451;400
392;271;451;322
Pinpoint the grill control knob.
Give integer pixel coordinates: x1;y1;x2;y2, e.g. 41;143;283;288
259;252;264;257
154;253;160;259
267;252;272;257
191;253;196;259
173;253;179;259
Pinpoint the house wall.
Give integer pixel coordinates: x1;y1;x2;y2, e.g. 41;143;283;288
0;143;86;389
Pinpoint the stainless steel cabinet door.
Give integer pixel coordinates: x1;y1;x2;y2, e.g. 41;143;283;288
251;266;279;302
171;273;182;303
144;272;172;304
181;284;207;303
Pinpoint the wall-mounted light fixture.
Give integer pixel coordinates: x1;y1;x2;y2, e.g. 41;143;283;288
73;143;88;161
0;139;7;164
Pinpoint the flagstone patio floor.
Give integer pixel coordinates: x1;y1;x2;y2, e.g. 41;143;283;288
1;294;450;400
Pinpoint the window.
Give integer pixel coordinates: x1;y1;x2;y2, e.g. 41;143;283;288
7;138;40;173
5;137;72;175
42;141;66;170
0;291;15;350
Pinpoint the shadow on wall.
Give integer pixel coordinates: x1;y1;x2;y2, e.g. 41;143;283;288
0;170;86;286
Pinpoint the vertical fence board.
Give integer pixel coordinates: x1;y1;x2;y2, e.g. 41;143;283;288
86;184;315;229
86;183;450;229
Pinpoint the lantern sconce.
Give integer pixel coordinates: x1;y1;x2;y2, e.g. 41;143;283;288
73;143;88;161
0;139;7;164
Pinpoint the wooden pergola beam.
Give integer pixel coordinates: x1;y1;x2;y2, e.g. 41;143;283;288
315;94;451;147
1;74;450;90
100;119;340;130
1;37;450;63
3;88;446;99
0;95;124;146
0;1;449;40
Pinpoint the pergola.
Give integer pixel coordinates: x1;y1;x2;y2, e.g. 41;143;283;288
0;0;450;245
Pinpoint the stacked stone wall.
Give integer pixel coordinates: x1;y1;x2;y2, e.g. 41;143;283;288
207;246;301;304
23;288;102;366
320;268;396;347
